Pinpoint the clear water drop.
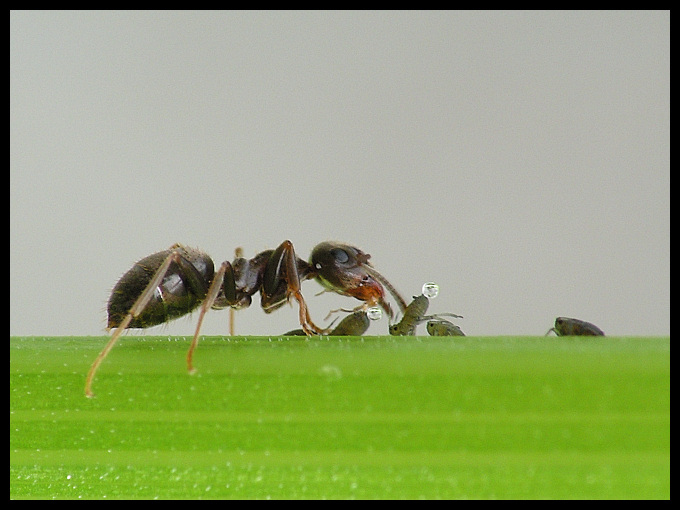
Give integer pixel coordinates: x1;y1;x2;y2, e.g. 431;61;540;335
367;307;383;321
422;282;439;298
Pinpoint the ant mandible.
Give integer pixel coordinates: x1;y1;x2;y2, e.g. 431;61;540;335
85;240;407;397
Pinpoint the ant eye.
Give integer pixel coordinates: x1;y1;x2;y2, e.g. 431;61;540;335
330;248;349;263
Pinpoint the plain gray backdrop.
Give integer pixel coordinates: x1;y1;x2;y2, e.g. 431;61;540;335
10;10;670;337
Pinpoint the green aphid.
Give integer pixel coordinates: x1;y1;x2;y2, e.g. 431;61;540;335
545;317;605;336
328;310;370;335
389;295;430;336
389;294;463;336
426;319;466;336
284;310;370;336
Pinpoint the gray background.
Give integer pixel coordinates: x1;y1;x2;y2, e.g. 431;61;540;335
10;11;670;337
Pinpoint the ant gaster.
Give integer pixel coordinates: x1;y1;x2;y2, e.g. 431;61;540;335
85;240;407;397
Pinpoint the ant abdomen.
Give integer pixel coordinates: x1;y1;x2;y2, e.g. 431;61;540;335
107;246;214;329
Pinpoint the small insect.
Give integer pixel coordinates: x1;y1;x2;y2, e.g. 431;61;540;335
426;319;466;336
389;294;430;335
85;240;407;397
327;310;371;336
389;294;463;336
545;317;605;337
284;310;371;336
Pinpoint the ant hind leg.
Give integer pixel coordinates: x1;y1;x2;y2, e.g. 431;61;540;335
85;250;182;398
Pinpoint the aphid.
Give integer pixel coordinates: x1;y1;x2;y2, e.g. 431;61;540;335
545;317;605;337
388;294;463;336
86;241;407;397
281;329;308;336
389;294;430;336
284;310;370;337
426;319;465;336
327;310;370;336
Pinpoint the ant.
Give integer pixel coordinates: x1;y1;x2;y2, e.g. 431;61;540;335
85;240;407;397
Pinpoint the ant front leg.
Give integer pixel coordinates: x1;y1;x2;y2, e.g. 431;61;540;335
261;240;327;335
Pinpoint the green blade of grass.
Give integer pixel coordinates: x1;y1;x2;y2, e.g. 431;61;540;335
10;336;670;499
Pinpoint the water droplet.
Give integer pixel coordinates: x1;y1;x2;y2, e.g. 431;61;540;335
422;282;439;298
367;307;382;321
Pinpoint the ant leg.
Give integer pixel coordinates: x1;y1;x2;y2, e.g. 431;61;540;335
85;250;181;398
292;288;327;335
186;260;230;374
263;240;328;335
228;248;243;336
324;307;356;321
283;242;329;335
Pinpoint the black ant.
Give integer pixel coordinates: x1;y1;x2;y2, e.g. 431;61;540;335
85;240;407;396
